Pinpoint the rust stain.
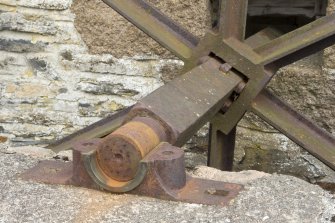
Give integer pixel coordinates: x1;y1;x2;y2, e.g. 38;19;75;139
0;136;8;143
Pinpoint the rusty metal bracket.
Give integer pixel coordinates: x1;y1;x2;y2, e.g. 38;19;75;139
21;138;242;206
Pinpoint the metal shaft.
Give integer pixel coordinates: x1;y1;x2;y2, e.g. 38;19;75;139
96;117;167;182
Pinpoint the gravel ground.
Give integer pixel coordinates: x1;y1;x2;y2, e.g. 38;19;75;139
0;145;334;223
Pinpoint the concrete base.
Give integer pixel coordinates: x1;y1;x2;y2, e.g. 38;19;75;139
0;145;334;222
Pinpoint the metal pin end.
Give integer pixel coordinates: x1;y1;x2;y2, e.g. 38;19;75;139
219;63;233;73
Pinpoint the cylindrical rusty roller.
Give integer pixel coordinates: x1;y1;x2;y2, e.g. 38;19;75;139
96;117;168;182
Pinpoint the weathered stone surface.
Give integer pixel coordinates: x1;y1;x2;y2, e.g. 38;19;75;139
3;112;54;126
71;0;210;58
77;79;139;97
324;47;335;69
28;57;48;71
0;12;57;35
184;122;335;184
61;53;123;74
269;54;335;133
0;146;334;223
327;0;335;13
27;56;62;80
324;0;335;71
53;100;78;113
159;61;184;83
192;166;271;185
6;83;50;98
234;126;335;183
0;135;7;142
60;51;182;79
0;38;47;52
78;99;124;117
184;147;207;170
0;124;63;146
1;0;72;10
0;52;26;69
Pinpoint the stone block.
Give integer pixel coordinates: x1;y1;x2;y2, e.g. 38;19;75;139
0;38;47;53
0;135;7;143
269;55;335;134
7;83;50;98
323;0;335;70
60;51;181;79
327;0;335;13
78;99;124;117
234;126;335;183
14;0;72;10
28;57;48;72
0;12;57;35
26;55;63;81
0;52;26;68
53;100;78;113
61;52;126;74
323;46;335;69
77;79;139;97
0;122;67;145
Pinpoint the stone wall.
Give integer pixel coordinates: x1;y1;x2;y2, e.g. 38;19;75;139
0;0;334;182
0;0;191;145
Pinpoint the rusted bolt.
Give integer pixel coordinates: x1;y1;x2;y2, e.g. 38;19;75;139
234;81;246;94
96;117;167;182
219;63;232;73
221;99;233;113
